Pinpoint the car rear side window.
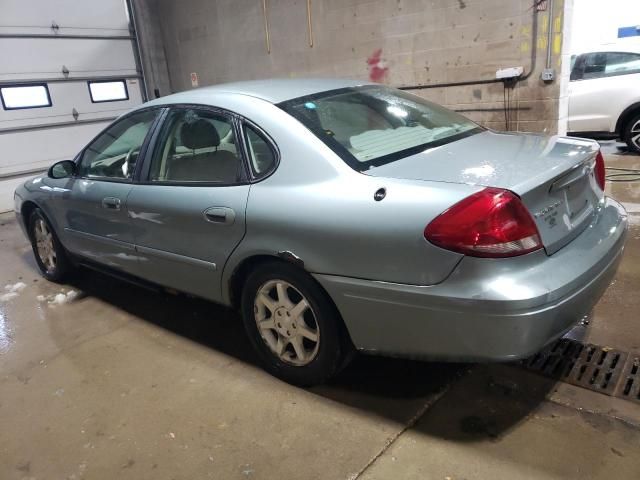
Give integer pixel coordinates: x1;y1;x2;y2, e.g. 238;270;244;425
572;52;640;80
148;108;243;184
604;52;640;75
244;124;277;178
79;109;158;180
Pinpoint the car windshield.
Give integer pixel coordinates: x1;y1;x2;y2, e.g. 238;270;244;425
279;85;481;170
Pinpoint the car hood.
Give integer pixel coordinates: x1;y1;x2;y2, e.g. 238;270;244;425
365;130;600;195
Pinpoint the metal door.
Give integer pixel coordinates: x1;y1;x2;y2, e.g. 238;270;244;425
126;106;251;302
0;0;145;212
126;184;250;302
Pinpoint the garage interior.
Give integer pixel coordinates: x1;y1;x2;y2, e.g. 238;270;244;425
1;0;640;479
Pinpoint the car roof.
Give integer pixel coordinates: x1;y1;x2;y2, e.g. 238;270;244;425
572;43;640;56
146;78;374;106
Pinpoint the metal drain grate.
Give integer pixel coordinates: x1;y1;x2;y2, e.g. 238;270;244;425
523;338;628;396
617;357;640;405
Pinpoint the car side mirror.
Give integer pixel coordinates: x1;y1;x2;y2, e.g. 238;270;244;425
48;160;77;179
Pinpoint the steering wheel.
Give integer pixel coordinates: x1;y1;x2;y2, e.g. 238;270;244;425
122;146;139;177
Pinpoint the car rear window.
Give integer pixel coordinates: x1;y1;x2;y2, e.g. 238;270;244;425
278;85;481;170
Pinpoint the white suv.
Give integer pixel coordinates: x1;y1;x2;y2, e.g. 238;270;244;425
568;47;640;153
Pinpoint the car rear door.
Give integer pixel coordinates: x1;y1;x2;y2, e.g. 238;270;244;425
54;108;160;274
126;105;250;303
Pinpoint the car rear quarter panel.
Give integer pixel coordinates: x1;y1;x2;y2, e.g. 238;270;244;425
220;100;481;303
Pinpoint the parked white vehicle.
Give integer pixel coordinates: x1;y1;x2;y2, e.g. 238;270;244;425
568;46;640;153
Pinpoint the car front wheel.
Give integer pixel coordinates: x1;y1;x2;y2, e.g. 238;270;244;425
28;208;72;282
623;113;640;154
241;261;352;386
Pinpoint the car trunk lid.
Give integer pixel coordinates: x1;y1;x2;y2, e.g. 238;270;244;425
366;130;603;254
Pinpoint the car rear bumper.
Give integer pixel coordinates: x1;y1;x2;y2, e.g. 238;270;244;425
314;197;628;361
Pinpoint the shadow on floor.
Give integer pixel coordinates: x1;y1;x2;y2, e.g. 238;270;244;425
62;265;557;441
599;140;638;156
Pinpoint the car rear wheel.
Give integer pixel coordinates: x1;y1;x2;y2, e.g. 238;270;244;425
28;208;72;282
240;261;352;386
623;113;640;154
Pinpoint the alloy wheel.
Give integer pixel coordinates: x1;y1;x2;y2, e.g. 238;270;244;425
253;279;320;366
34;218;56;273
630;119;640;151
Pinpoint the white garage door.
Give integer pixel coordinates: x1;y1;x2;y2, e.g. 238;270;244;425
0;0;146;212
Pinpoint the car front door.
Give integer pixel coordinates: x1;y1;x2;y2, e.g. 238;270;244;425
126;106;250;303
56;108;160;273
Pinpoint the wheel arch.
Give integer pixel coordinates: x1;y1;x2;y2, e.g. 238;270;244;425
615;102;640;134
227;254;282;309
227;252;309;309
226;252;356;352
21;200;41;236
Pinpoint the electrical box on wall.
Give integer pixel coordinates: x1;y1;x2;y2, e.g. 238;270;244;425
495;66;523;79
541;68;555;82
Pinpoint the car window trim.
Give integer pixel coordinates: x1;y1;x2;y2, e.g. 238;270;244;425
74;106;164;184
136;103;273;187
135;107;169;183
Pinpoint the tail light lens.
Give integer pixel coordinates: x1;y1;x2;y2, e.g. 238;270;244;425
425;188;542;258
594;150;605;190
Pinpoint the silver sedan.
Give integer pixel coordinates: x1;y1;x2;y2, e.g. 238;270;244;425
14;79;628;386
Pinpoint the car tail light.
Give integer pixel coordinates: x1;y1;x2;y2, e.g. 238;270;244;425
424;188;542;258
594;150;605;190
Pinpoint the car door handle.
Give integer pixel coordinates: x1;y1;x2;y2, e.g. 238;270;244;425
203;207;235;225
102;197;121;211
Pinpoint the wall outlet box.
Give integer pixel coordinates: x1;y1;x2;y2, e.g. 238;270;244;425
541;68;555;82
495;66;524;79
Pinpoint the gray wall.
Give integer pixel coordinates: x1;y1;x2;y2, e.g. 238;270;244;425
132;0;172;99
136;0;568;133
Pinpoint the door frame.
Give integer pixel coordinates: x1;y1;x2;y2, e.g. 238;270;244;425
136;103;252;186
71;105;167;183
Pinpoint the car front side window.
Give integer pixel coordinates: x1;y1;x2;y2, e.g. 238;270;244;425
582;52;607;80
79;109;158;180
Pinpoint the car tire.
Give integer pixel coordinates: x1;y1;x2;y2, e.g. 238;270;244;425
28;208;72;282
623;112;640;154
240;261;353;386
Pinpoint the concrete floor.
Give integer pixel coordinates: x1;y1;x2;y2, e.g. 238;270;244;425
1;150;640;479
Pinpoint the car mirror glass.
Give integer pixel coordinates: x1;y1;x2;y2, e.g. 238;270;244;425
48;160;77;179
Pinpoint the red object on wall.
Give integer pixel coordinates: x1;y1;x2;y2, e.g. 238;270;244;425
367;49;388;83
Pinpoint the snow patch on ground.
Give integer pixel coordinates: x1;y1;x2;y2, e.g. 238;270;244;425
0;292;18;302
0;282;27;302
36;290;79;306
5;282;26;293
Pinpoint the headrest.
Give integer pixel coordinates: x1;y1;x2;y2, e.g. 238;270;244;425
181;119;220;150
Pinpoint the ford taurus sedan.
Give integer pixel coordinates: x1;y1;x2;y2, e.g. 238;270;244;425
14;79;628;386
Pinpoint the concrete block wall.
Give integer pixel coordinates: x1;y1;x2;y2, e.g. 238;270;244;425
137;0;568;133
